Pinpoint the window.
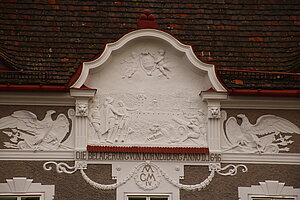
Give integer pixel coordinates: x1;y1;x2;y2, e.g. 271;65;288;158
251;197;295;200
0;196;40;200
126;194;170;200
0;177;54;200
128;198;168;200
239;180;300;200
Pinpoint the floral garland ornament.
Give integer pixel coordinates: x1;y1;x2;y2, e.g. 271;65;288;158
43;161;247;191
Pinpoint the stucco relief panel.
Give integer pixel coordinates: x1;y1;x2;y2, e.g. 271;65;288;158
84;38;212;147
0;108;75;150
87;93;207;147
221;112;300;154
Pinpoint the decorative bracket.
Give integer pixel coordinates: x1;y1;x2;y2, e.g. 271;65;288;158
209;163;248;176
43;161;87;174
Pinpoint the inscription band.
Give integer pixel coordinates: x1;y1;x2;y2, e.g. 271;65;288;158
75;151;221;162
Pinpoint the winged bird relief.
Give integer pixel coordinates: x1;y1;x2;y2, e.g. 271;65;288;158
224;114;300;153
0;110;71;150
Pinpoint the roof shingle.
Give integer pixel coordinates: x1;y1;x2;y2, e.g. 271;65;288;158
0;0;299;89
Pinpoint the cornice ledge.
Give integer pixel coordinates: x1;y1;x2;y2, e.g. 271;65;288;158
201;90;228;101
222;96;300;110
0;150;74;160
0;91;74;106
70;88;96;98
222;152;300;165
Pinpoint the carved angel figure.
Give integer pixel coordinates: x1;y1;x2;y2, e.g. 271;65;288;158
0;110;70;150
122;51;140;78
225;114;300;153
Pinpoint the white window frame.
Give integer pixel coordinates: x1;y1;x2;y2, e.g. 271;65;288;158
239;180;300;200
125;193;171;200
0;193;42;200
249;195;296;199
0;177;54;200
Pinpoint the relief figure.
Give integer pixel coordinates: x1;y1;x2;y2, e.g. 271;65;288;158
0;110;70;150
122;49;171;79
224;114;300;153
150;49;170;79
122;51;140;78
182;109;207;140
103;97;124;144
115;100;137;142
88;104;102;141
146;124;168;142
173;110;207;145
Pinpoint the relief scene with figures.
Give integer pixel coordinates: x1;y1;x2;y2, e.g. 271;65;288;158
82;38;213;148
87;92;208;147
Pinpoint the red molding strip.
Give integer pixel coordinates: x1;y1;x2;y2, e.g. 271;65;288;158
0;84;69;92
217;68;300;75
228;89;300;97
87;145;209;154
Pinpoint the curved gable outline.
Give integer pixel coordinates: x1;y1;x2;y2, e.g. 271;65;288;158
71;29;226;92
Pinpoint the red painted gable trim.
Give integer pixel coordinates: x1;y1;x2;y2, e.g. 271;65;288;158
228;89;300;97
217;68;300;75
67;64;83;88
0;84;69;92
87;145;209;154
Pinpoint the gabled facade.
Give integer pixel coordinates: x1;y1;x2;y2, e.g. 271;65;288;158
0;2;300;200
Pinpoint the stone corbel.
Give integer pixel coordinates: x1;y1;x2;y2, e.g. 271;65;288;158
70;88;96;150
70;89;96;116
201;90;227;152
208;106;221;119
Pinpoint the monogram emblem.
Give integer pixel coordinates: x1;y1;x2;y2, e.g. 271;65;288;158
135;162;161;190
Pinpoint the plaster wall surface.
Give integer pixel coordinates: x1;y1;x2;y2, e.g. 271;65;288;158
0;161;299;200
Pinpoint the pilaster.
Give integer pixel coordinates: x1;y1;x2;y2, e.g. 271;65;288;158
70;88;96;150
201;91;227;152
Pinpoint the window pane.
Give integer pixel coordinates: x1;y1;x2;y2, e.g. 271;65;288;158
128;198;146;200
252;198;295;200
0;197;17;200
252;198;273;200
21;197;40;200
150;198;168;200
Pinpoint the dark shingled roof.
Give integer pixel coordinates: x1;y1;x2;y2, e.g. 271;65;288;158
0;0;299;90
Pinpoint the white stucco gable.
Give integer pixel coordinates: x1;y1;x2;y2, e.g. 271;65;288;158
71;29;226;92
70;28;227;149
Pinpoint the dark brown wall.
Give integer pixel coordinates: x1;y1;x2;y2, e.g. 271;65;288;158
0;161;116;200
1;161;299;200
181;164;300;200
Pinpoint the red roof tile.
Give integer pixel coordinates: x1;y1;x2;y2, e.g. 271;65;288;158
0;0;299;90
